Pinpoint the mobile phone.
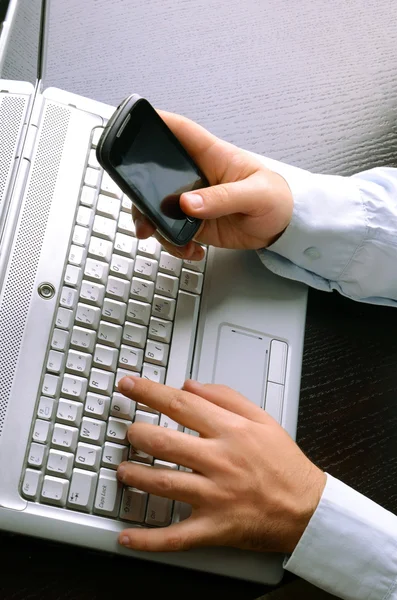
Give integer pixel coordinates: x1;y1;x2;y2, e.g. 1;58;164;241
96;94;208;246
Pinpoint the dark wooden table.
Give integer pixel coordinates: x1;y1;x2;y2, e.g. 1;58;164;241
2;287;396;600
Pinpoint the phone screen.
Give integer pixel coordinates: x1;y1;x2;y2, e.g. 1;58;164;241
109;100;206;232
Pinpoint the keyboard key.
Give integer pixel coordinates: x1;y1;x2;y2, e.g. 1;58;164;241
72;224;89;247
142;363;166;384
114;232;137;258
183;247;207;273
88;236;112;262
134;256;158;281
159;413;182;431
106;276;130;302
91;127;104;148
28;442;46;468
101;172;122;198
106;417;131;445
41;476;69;507
85;167;100;188
138;238;161;260
56;307;73;330
148;317;172;343
155;273;179;298
145;460;177;526
145;340;169;367
88;148;100;169
130;277;154;302
68;244;86;267
51;328;69;352
42;374;60;398
265;381;284;423
80;281;105;306
152;295;176;321
110;392;136;420
115;369;140;391
33;419;50;444
93;344;118;371
46;450;74;478
268;340;288;385
84;393;110;420
119;345;144;372
127;299;151;326
94;468;122;517
121;194;132;212
75;443;101;471
52;424;79;452
120;487;148;523
110;254;134;280
93;215;117;241
70;326;96;352
66;350;92;377
97;321;122;347
76;206;93;228
37;396;55;420
122;322;147;348
118;211;135;235
60;286;78;309
80;185;96;207
165;291;200;389
102;298;126;324
61;374;88;401
89;368;115;395
96;194;121;220
67;469;97;512
22;469;41;498
84;257;109;284
75;303;101;329
130;411;159;464
64;264;82;287
80;417;106;445
56;399;83;427
47;350;65;374
159;251;182;277
180;269;203;294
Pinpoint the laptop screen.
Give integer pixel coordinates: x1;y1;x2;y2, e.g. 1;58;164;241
0;0;43;84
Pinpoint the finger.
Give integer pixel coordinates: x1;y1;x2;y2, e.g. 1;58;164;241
117;460;212;504
157;110;218;168
119;515;217;552
118;376;238;437
179;172;264;220
154;232;205;261
131;207;156;239
183;380;269;425
126;422;213;471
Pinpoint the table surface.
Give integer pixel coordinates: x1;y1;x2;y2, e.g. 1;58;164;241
2;0;397;598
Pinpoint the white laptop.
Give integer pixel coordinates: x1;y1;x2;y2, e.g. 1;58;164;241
0;0;307;585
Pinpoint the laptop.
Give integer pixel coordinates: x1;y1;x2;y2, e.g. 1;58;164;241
0;0;307;584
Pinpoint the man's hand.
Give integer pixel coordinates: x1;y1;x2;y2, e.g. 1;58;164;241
132;111;294;260
117;377;326;554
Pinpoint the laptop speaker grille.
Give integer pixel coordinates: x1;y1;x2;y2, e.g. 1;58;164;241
0;102;71;438
0;95;27;211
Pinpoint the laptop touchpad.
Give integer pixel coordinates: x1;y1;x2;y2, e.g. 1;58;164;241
212;324;268;408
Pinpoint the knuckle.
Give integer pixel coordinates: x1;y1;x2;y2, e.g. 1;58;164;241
156;470;174;493
150;431;168;456
168;391;188;417
165;532;186;552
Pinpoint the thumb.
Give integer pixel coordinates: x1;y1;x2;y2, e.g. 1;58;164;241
180;173;266;219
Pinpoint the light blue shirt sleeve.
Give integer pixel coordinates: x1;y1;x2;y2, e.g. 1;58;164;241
252;155;397;306
249;155;397;598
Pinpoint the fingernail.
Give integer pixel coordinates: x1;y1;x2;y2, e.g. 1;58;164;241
184;193;203;209
119;377;135;393
117;465;126;481
120;536;130;547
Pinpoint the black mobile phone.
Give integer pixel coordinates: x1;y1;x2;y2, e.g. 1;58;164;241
96;94;208;246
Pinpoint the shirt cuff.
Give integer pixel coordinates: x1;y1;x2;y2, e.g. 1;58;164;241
284;474;397;600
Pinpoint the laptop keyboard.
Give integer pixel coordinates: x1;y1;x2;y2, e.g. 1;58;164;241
21;127;206;526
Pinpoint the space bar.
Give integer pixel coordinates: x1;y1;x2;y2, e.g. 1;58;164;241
165;291;200;389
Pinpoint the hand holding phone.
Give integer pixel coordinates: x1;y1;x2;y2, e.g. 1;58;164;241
96;95;208;246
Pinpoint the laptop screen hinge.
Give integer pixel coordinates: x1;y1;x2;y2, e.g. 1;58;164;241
22;124;38;163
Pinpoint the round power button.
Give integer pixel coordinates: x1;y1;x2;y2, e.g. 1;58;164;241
38;282;55;299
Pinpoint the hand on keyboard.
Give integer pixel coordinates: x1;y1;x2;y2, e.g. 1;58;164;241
116;376;326;554
131;110;293;261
